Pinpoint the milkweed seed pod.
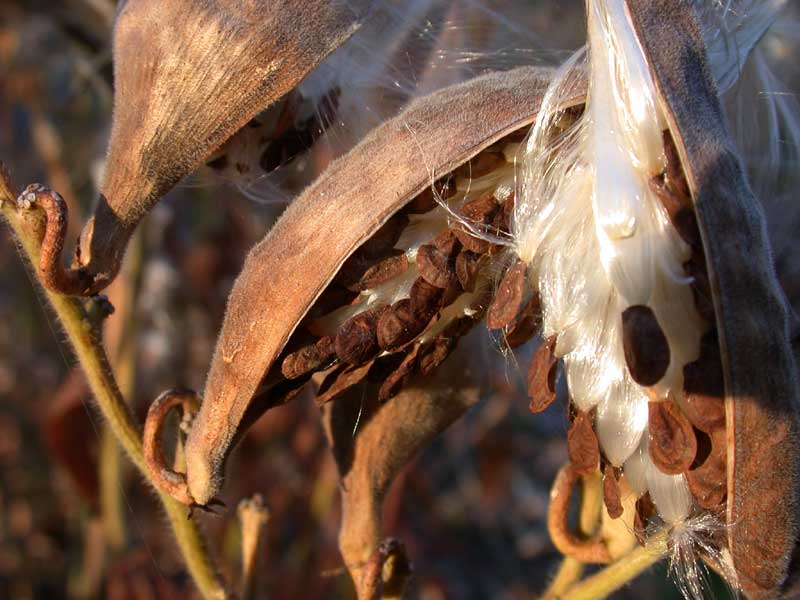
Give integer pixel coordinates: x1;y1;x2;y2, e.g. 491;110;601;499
201;0;562;205
511;0;799;597
143;66;587;508
40;0;370;296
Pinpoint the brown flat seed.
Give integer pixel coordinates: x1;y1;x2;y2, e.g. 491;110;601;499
528;336;558;413
416;243;459;289
648;400;697;475
359;214;409;259
487;259;527;329
682;331;725;432
356;254;409;291
453;195;498;253
455;250;485;292
684;255;715;322
315;361;375;405
433;230;461;258
662;129;690;200
603;465;624;519
406;179;454;214
454;151;506;180
377;299;428;351
567;411;599;475
505;293;542;349
334;308;386;365
281;336;335;379
378;346;420;402
686;427;727;509
650;176;701;249
409;277;443;321
621;305;670;386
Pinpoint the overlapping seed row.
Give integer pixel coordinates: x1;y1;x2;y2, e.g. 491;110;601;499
260;128;533;406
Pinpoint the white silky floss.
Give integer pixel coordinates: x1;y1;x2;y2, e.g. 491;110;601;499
513;0;703;526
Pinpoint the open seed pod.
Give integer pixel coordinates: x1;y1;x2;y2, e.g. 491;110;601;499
38;0;369;296
142;66;587;509
508;1;799;597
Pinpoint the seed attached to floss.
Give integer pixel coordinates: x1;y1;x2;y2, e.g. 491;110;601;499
686;427;727;510
452;194;499;253
486;259;527;330
621;305;670;386
416;243;459;289
681;332;726;433
377;299;428;351
567;411;600;476
455;250;485;292
334;307;387;365
647;400;697;475
353;254;409;292
527;336;558;414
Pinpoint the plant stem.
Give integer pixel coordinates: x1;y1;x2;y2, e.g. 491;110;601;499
0;176;230;600
561;529;669;600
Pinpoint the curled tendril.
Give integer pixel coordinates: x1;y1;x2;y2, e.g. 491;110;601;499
143;388;204;507
547;465;612;564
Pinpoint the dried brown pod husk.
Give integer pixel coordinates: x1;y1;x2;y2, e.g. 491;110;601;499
147;67;587;507
38;0;369;295
628;2;800;595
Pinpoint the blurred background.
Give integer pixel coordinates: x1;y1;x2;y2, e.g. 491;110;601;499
1;1;796;598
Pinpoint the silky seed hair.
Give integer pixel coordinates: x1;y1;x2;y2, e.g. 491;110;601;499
505;0;795;597
200;0;576;205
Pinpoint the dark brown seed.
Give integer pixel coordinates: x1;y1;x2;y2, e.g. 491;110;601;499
377;299;429;351
603;465;623;519
684;255;715;322
621;305;670;386
315;361;375;405
527;336;558;413
433;230;461;258
487;259;527;330
648;400;697;475
505;293;542;349
359;214;409;259
378;346;420;402
409;277;443;320
662;129;690;200
355;254;409;291
453;194;498;253
406;179;454;214
454;151;506;179
494;193;515;234
416;243;459;289
650;176;701;249
686;427;727;509
567;411;599;475
334;308;386;365
455;250;485;292
281;336;335;379
682;331;725;432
